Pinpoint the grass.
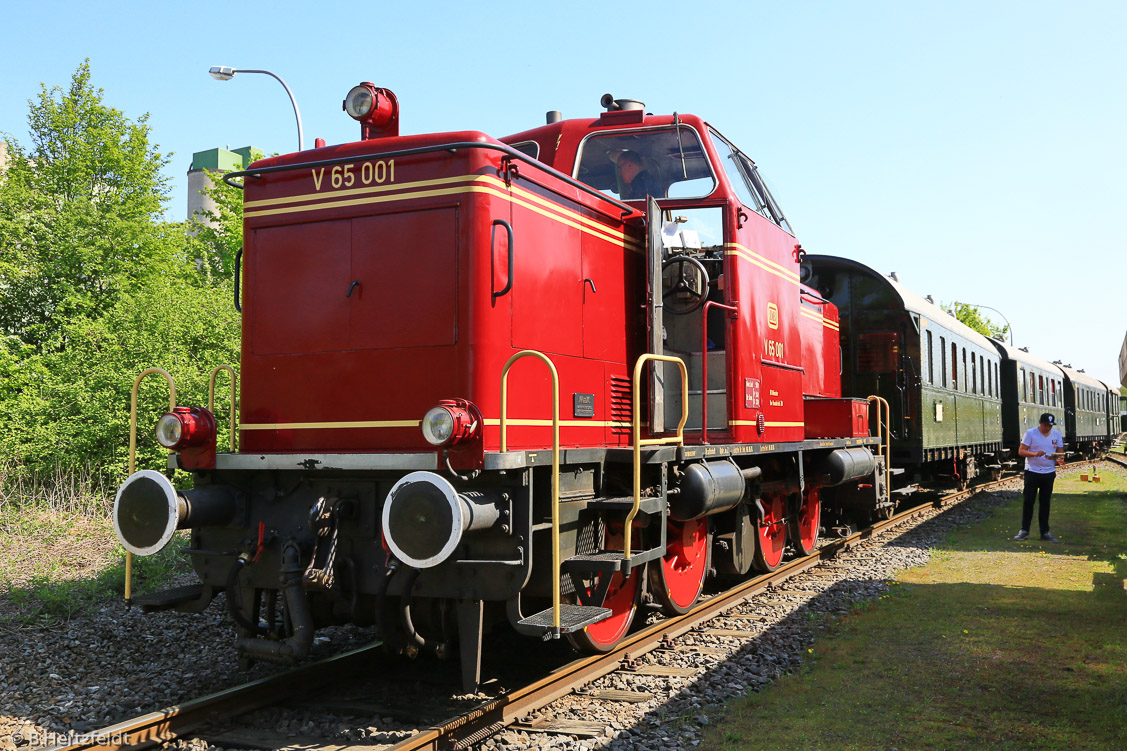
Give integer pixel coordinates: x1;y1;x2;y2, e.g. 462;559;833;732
705;467;1127;750
1;466;191;627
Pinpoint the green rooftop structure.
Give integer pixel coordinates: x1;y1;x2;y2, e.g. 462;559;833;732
187;146;262;227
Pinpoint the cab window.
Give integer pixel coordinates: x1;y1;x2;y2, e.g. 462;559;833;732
575;127;716;201
708;129;793;234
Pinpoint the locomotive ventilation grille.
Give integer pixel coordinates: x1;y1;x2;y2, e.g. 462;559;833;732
609;375;632;434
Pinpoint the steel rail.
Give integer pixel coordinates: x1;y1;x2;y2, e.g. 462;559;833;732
387;471;1027;750
52;643;384;751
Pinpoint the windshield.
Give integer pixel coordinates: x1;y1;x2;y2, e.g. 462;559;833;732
708;128;793;235
575;126;716;201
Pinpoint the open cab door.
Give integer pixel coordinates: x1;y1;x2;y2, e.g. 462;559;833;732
647;196;666;433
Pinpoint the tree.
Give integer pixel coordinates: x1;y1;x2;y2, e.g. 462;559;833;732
0;63;243;485
186;168;245;282
945;302;1010;341
0;60;170;351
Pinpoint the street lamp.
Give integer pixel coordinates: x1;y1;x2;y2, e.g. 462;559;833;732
955;301;1013;345
208;66;304;152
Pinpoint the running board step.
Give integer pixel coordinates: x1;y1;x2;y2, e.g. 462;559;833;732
517;605;611;634
131;584;208;612
563;547;664;573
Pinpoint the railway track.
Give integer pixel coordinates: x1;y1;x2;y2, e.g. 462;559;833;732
56;463;1105;751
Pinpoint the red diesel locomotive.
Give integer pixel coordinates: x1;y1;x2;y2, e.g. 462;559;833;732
113;87;889;691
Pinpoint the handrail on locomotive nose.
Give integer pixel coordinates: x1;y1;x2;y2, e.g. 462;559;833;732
628;355;689;560
125;367;177;604
499;350;562;633
208;365;239;453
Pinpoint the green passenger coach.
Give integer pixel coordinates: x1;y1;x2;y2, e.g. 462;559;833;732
989;342;1065;460
803;256;1003;483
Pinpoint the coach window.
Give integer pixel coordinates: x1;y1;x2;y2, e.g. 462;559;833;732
576;127;716;202
950;343;957;390
1038;375;1044;405
940;337;948;387
926;330;934;384
961;348;968;392
971;352;977;394
1029;372;1036;403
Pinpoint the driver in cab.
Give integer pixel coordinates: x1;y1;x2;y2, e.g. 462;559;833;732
611;150;662;200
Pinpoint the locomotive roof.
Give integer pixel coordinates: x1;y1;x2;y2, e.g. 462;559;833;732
1059;365;1107;391
989;340;1066;378
805;255;998;351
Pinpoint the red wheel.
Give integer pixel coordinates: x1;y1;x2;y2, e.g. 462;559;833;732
787;488;821;557
753;493;787;572
648;517;710;615
567;525;644;653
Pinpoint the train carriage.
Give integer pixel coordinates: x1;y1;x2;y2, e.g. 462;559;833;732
1098;380;1119;444
990;342;1065;460
1059;366;1112;456
801;256;1003;482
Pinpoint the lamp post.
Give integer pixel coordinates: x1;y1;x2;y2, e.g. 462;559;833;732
955;301;1013;345
209;66;304;152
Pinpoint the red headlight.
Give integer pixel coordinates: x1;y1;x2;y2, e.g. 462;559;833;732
155;407;217;450
342;83;399;139
420;400;480;447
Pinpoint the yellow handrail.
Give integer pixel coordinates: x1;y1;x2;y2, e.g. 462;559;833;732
626;355;689;560
208;365;239;452
867;395;892;501
126;368;177;602
499;350;561;632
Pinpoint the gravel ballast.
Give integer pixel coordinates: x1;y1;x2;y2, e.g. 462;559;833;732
1;462;1116;750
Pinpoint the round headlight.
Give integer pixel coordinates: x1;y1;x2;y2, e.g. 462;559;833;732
421;407;455;446
153;407;217;451
344;85;374;120
155;414;183;448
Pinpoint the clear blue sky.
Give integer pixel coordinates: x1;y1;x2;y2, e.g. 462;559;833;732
2;0;1124;385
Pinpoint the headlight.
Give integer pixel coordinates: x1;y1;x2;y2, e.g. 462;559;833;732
344;85;374;119
420;400;480;447
155;414;183;448
422;407;455;445
154;407;217;451
342;82;399;140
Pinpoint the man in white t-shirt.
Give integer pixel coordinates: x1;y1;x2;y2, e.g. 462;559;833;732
1013;412;1063;542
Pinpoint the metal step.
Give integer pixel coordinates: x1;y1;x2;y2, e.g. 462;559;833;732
132;584;206;612
517;604;611;634
563;547;664;574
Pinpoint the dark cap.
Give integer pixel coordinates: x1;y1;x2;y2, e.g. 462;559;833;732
1039;412;1055;426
